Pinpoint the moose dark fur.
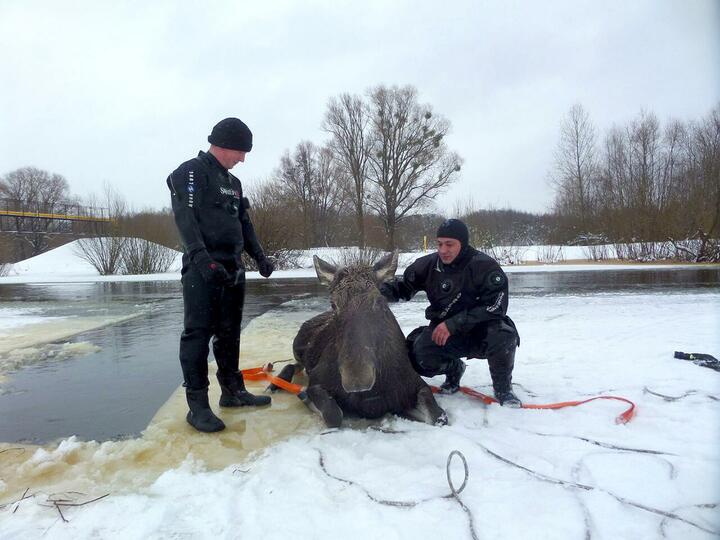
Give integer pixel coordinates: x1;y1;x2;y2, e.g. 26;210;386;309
273;251;447;428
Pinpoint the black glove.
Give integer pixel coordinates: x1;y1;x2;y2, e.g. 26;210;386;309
192;251;232;285
257;257;274;278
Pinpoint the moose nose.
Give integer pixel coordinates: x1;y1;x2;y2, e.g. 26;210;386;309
339;363;376;393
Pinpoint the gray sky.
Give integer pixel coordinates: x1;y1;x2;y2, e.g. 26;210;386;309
1;0;718;215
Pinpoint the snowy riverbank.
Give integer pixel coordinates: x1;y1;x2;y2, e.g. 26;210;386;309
0;292;718;538
0;241;718;539
1;240;716;285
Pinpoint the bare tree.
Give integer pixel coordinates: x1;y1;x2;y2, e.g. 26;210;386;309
243;180;301;269
324;93;371;247
121;237;178;274
315;145;350;245
365;85;462;250
274;141;349;248
276;142;315;248
74;184;127;275
0;167;72;257
690;106;720;239
551;104;598;235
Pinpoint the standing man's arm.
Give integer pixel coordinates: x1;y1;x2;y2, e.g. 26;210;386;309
239;196;274;278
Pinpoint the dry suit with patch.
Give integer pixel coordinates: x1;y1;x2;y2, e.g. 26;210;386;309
382;246;519;378
167;151;265;390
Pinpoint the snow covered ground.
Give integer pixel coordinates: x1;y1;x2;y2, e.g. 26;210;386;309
0;240;718;538
0;289;718;539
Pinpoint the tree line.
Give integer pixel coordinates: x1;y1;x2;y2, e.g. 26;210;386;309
550;103;719;260
2;90;718;268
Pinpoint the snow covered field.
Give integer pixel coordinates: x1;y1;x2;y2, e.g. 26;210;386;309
0;241;718;538
0;289;718;539
1;240;712;285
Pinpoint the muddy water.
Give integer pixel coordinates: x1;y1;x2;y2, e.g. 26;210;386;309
0;304;321;499
0;280;325;443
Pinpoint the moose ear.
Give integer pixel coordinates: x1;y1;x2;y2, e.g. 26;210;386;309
314;255;337;286
373;250;398;283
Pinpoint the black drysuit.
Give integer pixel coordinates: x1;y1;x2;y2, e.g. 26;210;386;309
167;151;265;390
382;246;520;390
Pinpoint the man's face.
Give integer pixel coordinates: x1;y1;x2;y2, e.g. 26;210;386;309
223;149;247;169
437;237;462;264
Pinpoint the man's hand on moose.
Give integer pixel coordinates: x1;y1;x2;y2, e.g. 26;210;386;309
432;322;451;346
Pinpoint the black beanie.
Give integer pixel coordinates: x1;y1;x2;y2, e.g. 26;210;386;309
208;118;253;152
436;218;469;247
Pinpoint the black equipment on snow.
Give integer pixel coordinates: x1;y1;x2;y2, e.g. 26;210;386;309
674;351;720;372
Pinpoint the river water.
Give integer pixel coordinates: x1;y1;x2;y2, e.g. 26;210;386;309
0;267;717;444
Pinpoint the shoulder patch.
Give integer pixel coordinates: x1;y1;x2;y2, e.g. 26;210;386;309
486;270;505;289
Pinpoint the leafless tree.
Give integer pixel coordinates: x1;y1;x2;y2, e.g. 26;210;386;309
688;106;720;239
74;184;127;275
0;167;73;257
274;141;349;248
243;180;301;269
324;93;371;247
551;104;598;233
121;237;178;274
365;85;462;249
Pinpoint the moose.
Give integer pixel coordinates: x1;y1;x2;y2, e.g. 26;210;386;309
271;251;448;428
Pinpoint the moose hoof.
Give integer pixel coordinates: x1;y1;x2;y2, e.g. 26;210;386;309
320;405;343;429
306;386;343;428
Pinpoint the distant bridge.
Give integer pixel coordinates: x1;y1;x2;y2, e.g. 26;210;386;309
0;198;112;222
0;198;112;233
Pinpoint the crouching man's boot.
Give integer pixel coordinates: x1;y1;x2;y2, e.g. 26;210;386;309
186;387;226;432
440;358;466;394
488;348;522;408
217;371;272;408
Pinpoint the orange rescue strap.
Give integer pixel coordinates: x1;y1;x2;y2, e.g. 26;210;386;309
241;365;636;424
430;385;636;425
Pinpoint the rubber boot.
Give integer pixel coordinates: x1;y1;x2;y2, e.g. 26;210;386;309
488;348;522;408
217;372;272;407
186;387;225;432
440;359;466;394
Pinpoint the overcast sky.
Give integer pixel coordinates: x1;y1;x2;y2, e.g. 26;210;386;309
1;0;718;215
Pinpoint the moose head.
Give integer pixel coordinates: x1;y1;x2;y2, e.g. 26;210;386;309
311;251;399;392
313;251;399;313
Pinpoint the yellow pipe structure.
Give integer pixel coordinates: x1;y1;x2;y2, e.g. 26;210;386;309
0;209;113;222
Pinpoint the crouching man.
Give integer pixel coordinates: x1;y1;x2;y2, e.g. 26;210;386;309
381;219;522;407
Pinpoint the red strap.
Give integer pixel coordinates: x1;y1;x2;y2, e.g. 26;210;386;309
241;366;304;395
431;385;636;424
241;365;636;424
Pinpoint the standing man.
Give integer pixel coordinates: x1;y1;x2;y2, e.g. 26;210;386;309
167;117;275;433
382;219;522;407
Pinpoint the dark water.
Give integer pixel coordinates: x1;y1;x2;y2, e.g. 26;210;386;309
0;267;717;444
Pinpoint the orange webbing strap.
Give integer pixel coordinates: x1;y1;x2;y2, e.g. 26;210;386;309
241;366;304;395
431;385;636;424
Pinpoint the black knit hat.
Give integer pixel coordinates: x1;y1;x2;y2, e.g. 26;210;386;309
436;218;469;247
208;118;253;152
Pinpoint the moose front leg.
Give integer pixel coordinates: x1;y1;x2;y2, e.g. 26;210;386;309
406;385;448;426
266;363;303;393
300;385;343;428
